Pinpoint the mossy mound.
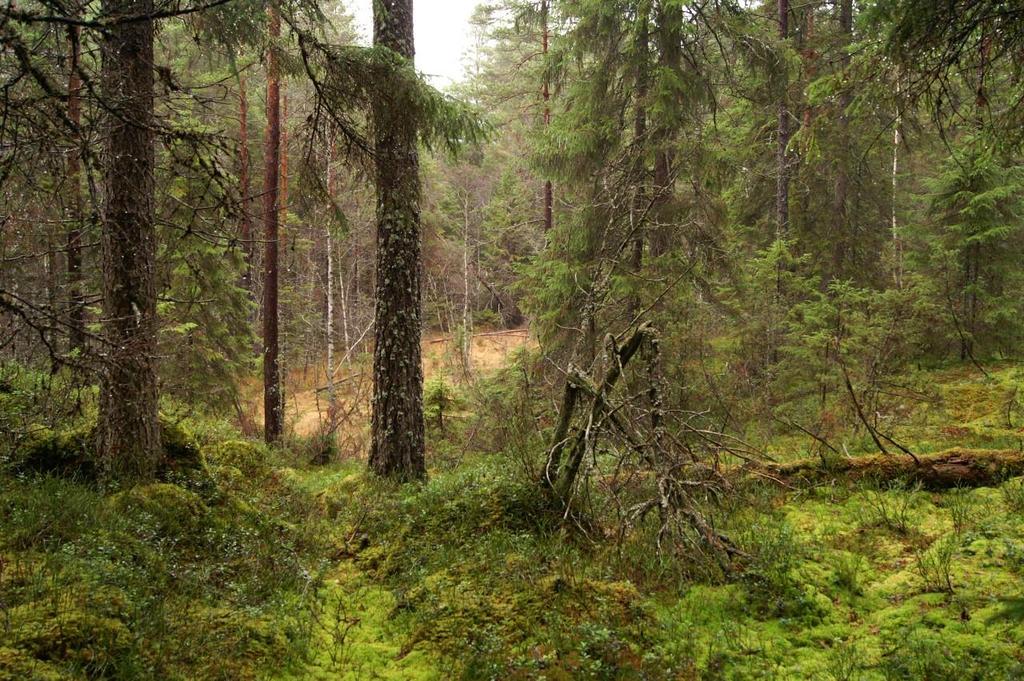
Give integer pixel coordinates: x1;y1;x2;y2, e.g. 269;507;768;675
14;425;95;481
206;439;271;477
108;482;211;539
160;606;291;681
4;590;131;676
0;647;69;681
12;416;207;486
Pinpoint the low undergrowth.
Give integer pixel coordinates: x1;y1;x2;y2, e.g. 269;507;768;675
2;363;1024;679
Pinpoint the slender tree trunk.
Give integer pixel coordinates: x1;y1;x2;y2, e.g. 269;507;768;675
238;70;253;296
370;0;426;481
97;0;161;481
831;0;852;277
44;229;58;368
776;0;791;238
280;94;289;255
892;79;903;289
66;25;86;355
541;0;553;235
263;5;283;443
325;137;336;404
801;5;815;130
462;196;473;378
628;2;650;319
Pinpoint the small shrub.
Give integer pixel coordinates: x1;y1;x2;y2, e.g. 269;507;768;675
879;627;1019;680
944;487;977;534
830;550;867;595
1001;478;1024;514
863;481;920;534
914;536;957;594
424;375;462;433
739;519;810;616
824;638;866;681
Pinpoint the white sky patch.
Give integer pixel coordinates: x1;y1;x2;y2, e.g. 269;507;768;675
349;0;481;89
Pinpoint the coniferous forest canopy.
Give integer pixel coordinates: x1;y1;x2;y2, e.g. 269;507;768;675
3;0;1024;677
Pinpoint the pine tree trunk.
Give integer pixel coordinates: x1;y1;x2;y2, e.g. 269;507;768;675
66;25;86;356
370;0;426;481
97;0;161;482
263;5;283;443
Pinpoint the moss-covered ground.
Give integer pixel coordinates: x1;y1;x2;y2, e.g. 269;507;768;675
1;363;1023;679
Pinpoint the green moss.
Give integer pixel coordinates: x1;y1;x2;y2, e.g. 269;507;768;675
107;482;210;539
275;565;440;681
5;595;131;673
0;647;70;681
205;439;270;477
180;607;291;680
14;425;95;481
12;417;206;486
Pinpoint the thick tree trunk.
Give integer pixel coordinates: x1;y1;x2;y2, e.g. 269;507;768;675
263;5;283;443
369;0;426;481
97;0;161;482
66;25;86;356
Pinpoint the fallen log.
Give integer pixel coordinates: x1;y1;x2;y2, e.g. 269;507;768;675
740;448;1024;490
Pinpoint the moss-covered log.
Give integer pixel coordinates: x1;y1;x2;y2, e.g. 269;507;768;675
743;448;1024;490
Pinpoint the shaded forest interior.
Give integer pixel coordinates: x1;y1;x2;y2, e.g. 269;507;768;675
3;0;1024;678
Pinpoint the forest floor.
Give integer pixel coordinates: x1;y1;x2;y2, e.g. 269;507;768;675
2;359;1024;679
241;328;534;438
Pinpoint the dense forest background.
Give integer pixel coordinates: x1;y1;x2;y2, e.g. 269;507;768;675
2;0;1024;679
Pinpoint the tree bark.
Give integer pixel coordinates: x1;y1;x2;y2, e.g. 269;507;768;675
369;0;426;481
462;195;473;378
326;137;336;405
97;0;161;482
66;24;86;356
263;5;283;443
